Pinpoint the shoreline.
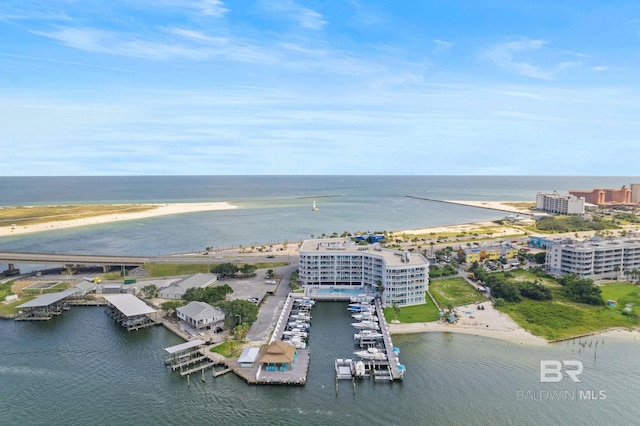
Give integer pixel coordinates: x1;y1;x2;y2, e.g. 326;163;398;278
0;202;238;237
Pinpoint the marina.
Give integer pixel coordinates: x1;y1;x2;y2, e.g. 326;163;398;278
335;297;405;382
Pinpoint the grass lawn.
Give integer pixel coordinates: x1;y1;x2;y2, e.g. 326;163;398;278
383;294;440;323
0;296;36;316
498;298;638;341
600;282;640;316
210;341;244;358
507;269;560;287
429;277;486;308
0;280;14;300
23;282;69;295
141;262;289;278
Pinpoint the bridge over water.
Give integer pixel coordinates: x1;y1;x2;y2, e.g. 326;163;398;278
0;252;229;275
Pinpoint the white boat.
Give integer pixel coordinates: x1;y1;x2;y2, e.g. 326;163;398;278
354;347;386;361
350;294;374;304
354;360;366;377
283;329;308;338
312;200;319;211
354;330;383;340
290;313;311;320
351;312;377;321
294;297;315;307
283;335;306;349
347;304;373;312
351;320;380;330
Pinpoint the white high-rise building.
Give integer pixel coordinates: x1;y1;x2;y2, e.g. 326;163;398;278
536;192;585;215
298;239;428;307
546;237;640;279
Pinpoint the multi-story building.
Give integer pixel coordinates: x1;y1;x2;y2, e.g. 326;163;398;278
569;185;631;206
462;244;518;263
631;184;640;204
536;191;585;215
546;237;640;279
298;239;428;307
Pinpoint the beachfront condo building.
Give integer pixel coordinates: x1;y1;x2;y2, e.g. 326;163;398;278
569;185;632;206
546;237;640;279
298;239;428;307
536;192;585;215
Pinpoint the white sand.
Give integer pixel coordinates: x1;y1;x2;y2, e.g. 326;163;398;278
0;202;237;237
389;301;548;346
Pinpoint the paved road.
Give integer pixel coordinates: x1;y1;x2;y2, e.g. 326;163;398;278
246;261;298;344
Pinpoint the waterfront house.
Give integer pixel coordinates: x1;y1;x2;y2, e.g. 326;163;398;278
177;301;225;332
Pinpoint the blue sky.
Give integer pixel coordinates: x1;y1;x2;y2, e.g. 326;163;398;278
1;1;639;176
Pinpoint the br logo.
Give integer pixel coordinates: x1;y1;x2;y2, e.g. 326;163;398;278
540;360;584;383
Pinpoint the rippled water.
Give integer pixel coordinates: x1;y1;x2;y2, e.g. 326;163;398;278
1;305;638;425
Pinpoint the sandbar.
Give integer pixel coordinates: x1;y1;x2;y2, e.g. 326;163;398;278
0;202;237;237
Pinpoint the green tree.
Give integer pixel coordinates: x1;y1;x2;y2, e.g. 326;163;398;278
211;263;239;278
217;299;259;328
141;284;158;299
234;322;250;341
161;300;183;318
240;264;257;276
392;302;401;321
182;286;205;302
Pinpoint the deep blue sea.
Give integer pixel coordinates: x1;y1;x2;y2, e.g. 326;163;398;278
1;176;639;425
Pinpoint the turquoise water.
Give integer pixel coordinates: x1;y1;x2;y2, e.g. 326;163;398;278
315;288;364;295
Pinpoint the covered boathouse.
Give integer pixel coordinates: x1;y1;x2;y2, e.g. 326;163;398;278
14;289;77;320
103;294;158;331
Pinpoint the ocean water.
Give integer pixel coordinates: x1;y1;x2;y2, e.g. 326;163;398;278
0;175;638;256
1;175;640;425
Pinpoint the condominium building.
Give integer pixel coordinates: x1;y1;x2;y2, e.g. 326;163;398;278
298;239;428;307
536;192;585;215
546;237;640;279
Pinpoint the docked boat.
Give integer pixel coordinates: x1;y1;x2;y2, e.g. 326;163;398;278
354;347;387;361
354;360;366;377
351;312;377;321
290;312;311;320
354;330;383;340
347;303;373;312
350;294;375;304
283;329;308;338
283;335;306;349
351;320;380;330
294;297;315;307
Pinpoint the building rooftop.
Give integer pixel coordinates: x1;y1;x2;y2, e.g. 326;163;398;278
299;238;427;267
103;294;156;317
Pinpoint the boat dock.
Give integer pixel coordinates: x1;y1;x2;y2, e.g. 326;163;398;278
336;297;405;383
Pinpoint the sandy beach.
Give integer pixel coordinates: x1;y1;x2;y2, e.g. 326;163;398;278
0;202;237;237
389;301;549;345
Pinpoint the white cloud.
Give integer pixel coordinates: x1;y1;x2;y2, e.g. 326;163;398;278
484;37;553;79
258;0;327;30
432;39;453;55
